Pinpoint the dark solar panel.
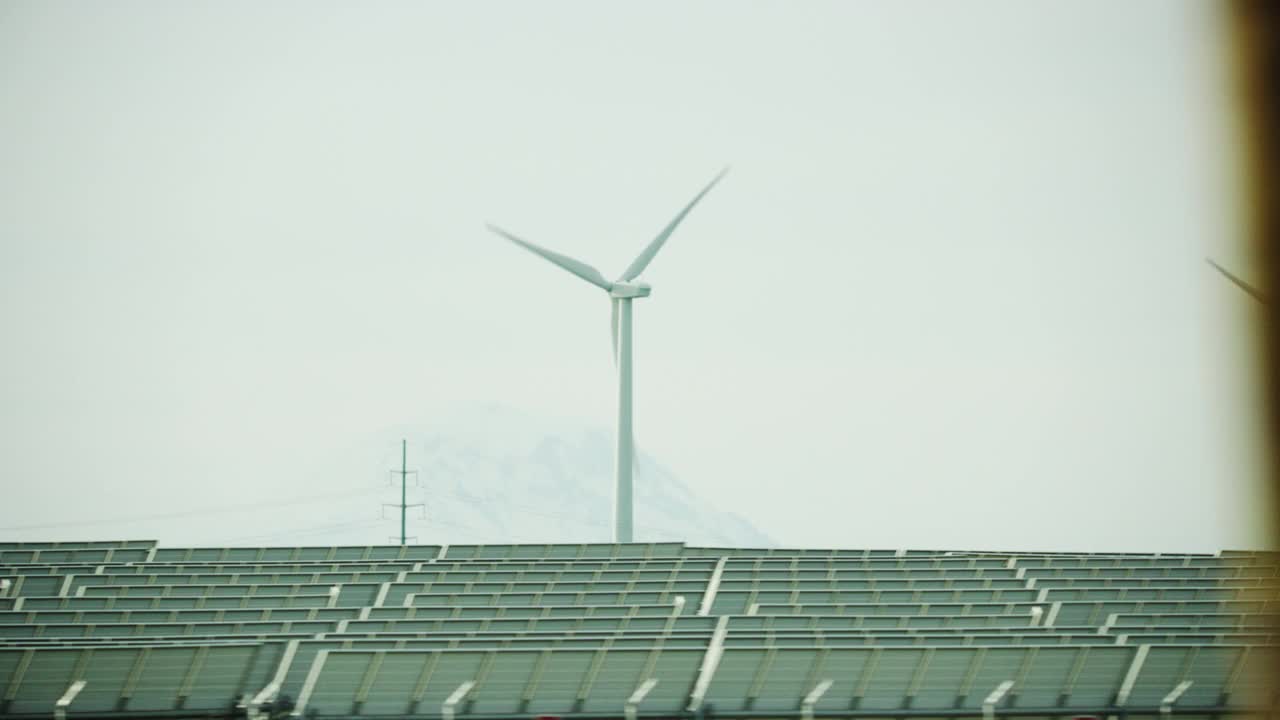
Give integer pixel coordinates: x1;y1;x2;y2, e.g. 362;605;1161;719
0;543;1275;717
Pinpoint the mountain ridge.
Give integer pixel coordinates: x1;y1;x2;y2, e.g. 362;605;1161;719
365;404;775;546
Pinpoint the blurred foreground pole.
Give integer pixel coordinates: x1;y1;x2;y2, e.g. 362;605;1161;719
1227;0;1279;699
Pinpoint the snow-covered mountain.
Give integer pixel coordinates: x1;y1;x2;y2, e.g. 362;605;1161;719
151;405;771;548
362;404;774;547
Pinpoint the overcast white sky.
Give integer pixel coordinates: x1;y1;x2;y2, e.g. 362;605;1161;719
1;1;1272;552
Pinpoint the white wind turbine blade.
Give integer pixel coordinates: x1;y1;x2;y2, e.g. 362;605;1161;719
1207;258;1267;303
618;168;729;281
487;223;614;291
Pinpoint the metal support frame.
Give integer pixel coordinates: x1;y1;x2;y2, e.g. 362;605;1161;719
119;648;149;703
852;648;882;707
4;649;33;706
801;679;834;720
664;596;686;635
1161;680;1194;717
1115;644;1150;706
1043;601;1061;628
1028;607;1043;627
1107;644;1151;720
1059;646;1092;703
625;678;659;720
956;648;987;705
698;557;726;616
409;653;442;710
443;680;477;720
982;680;1014;720
575;647;609;707
247;639;300;720
291;650;329;717
687;615;730;712
176;646;210;704
353;652;385;708
53;680;86;720
744;647;778;708
1099;613;1117;635
904;649;933;706
519;650;551;709
246;681;281;720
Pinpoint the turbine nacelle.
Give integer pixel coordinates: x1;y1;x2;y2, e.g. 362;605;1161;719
609;281;651;299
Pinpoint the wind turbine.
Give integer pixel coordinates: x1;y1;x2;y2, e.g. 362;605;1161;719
487;169;728;543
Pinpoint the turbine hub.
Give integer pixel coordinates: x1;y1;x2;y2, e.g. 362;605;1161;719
610;282;651;299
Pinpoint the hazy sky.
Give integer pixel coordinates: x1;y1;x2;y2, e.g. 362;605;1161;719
1;1;1271;551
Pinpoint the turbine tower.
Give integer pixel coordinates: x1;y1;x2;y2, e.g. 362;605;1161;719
487;169;728;543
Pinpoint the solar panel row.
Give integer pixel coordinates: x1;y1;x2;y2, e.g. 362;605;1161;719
0;542;1275;718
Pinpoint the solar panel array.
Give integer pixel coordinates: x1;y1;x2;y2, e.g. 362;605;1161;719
1;541;1276;718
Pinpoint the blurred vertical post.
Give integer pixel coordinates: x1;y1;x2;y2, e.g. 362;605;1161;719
1227;0;1279;701
400;438;407;546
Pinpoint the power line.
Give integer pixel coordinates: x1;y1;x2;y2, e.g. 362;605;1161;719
1;447;709;543
413;484;693;538
224;517;386;544
0;486;387;533
216;483;698;546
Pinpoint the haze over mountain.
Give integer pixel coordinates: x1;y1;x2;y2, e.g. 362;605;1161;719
352;404;775;548
113;404;770;548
